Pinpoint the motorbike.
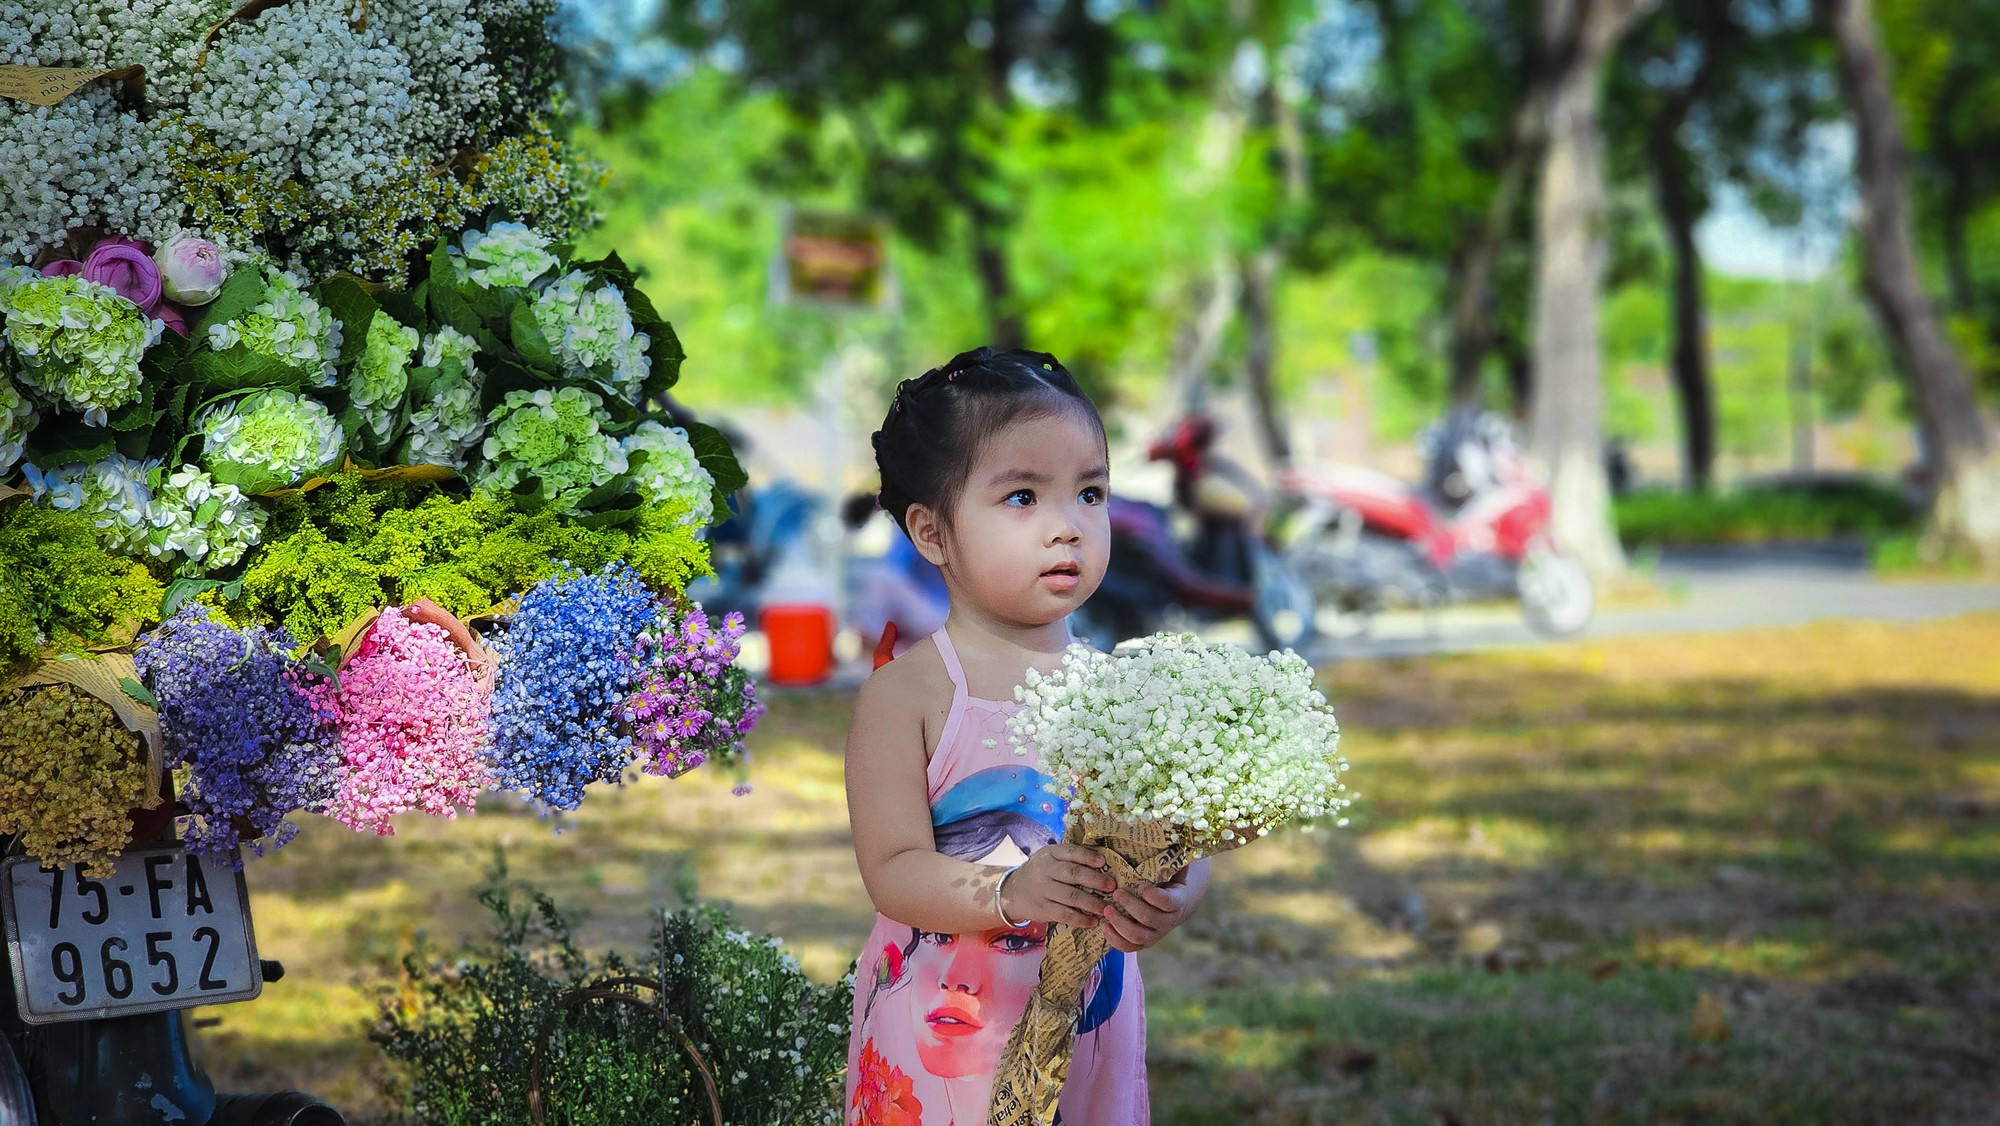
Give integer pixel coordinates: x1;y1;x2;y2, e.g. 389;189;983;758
1277;410;1594;637
1069;415;1317;653
0;783;343;1125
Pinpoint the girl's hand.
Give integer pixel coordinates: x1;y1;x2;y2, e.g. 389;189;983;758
1101;865;1200;952
1001;844;1116;928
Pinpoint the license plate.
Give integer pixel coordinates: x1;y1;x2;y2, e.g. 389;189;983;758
1;847;262;1024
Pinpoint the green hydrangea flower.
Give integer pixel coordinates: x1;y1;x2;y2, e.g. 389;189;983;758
529;271;650;402
349;310;421;443
205;268;343;387
473;386;626;511
0;275;159;425
0;375;36;473
455;222;559;289
401;327;485;469
622;420;714;526
197;389;345;495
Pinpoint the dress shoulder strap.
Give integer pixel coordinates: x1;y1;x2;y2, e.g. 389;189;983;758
930;627;968;694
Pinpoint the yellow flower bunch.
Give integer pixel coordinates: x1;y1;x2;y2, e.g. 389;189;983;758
0;685;152;878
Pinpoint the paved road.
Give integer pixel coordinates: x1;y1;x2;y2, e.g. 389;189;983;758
1267;540;2000;662
791;541;2000;687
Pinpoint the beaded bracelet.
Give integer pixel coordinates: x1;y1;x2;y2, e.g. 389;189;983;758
994;864;1030;929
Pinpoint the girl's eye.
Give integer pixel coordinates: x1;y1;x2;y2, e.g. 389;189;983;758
1079;486;1106;505
1005;489;1036;507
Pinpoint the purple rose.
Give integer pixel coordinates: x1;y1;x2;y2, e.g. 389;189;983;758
155;303;189;336
41;260;84;278
154;234;228;306
83;239;163;313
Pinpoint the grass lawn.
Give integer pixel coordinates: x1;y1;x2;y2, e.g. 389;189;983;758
191;614;2000;1123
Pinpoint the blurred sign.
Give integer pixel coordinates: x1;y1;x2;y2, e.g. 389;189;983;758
771;210;893;311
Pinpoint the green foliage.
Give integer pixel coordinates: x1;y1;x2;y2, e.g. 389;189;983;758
1614;480;1919;547
0;501;164;675
373;877;850;1126
235;475;709;644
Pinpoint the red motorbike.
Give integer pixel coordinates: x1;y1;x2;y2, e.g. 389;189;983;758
1277;411;1594;637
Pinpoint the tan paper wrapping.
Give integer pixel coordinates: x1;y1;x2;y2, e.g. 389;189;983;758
0;65;144;107
11;653;165;808
986;814;1194;1126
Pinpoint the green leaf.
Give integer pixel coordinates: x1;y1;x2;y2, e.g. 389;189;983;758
188;343;311;392
430;283;505;356
680;419;749;525
161;577;227;618
640;319;685;399
572;491;644;528
508;302;558;372
117;677;158;710
374;287;428;334
191;267;267;340
24;415;116;466
105;383;163;433
314;277;380;367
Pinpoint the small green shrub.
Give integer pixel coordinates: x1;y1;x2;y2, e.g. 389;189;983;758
1614;479;1917;547
372;877;850;1126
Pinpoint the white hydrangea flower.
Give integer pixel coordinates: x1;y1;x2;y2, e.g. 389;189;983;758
401;326;486;468
0;374;37;473
206;267;343;387
143;464;265;573
21;453;157;554
1008;632;1350;853
623;420;714;526
454;221;558;289
529;271;651;402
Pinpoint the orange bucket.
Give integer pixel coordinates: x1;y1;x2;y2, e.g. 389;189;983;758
761;603;835;686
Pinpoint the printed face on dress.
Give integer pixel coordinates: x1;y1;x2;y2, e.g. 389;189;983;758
910;835;1051;1079
919;409;1110;629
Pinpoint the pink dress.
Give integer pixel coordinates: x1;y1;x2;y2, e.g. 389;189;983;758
845;628;1149;1126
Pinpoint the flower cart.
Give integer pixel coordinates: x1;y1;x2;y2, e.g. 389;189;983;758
0;1;755;1121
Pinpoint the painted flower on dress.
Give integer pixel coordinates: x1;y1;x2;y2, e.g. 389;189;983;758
851;1037;923;1126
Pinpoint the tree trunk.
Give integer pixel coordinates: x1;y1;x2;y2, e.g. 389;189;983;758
1239;248;1291;467
1237;61;1307;471
970;215;1026;351
1656;168;1716;493
1166;255;1239;415
1820;0;2000;563
1449;94;1543;407
1526;0;1653;579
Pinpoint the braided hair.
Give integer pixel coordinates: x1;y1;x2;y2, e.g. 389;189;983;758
870;346;1104;536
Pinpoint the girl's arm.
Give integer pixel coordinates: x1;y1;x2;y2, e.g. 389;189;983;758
846;662;1112;934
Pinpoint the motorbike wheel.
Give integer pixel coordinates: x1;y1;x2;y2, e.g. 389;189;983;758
1518;543;1594;636
0;1040;33;1126
1249;543;1318;653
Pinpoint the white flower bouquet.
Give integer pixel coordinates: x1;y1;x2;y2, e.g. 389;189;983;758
990;632;1351;1125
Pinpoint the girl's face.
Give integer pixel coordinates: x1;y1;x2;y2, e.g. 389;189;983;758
931;409;1110;628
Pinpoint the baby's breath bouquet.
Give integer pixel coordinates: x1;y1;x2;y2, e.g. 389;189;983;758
991;632;1351;1126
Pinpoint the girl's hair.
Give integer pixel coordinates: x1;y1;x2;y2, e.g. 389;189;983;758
871;346;1104;535
932;808;1058;863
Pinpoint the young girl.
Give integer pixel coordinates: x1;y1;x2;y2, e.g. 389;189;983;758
845;348;1210;1125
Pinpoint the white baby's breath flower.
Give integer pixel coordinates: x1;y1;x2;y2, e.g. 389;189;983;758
1008;632;1349;853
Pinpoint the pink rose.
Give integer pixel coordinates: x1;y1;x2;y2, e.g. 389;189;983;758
153;234;228;306
83;239;163;313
